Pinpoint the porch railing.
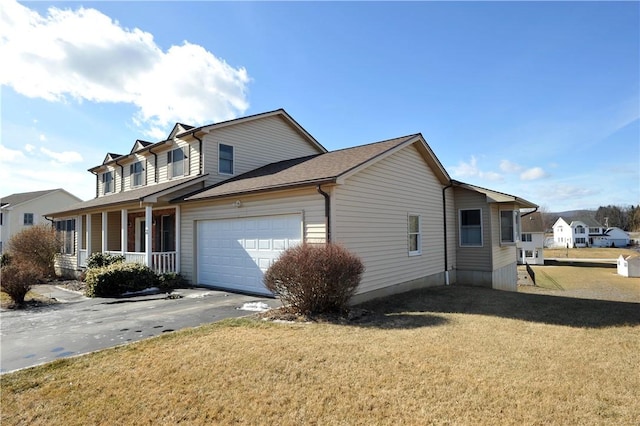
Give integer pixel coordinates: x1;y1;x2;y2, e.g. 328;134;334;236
95;250;178;274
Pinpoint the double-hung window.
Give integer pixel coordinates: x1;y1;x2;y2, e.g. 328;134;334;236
23;213;34;226
408;214;421;256
219;144;234;175
460;209;482;246
102;171;114;194
130;161;145;187
168;147;188;178
55;219;75;254
500;210;520;244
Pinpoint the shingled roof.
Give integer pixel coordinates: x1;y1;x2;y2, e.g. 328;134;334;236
1;189;62;207
180;134;445;202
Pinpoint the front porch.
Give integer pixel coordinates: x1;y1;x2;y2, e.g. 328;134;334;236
75;205;180;275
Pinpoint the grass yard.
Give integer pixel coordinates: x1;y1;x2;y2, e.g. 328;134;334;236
544;247;638;259
2;286;639;425
520;265;640;303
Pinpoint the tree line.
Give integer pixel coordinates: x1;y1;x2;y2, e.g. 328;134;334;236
594;205;640;231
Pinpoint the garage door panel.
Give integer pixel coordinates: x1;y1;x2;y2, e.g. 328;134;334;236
197;214;302;295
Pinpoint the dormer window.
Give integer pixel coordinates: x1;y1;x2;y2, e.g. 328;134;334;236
168;147;188;179
130;161;145;187
219;144;234;175
102;171;114;194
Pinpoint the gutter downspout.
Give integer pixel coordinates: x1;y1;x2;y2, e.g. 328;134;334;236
148;146;159;183
442;182;453;285
190;131;204;175
91;171;99;198
317;185;331;243
521;206;539;217
115;159;124;192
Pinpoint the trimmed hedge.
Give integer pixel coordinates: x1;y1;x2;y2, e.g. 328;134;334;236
85;262;158;298
86;252;125;269
263;243;365;314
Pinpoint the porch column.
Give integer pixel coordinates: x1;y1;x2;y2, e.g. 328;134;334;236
121;209;128;255
101;211;108;252
86;214;92;255
175;205;181;273
145;205;152;268
76;214;83;266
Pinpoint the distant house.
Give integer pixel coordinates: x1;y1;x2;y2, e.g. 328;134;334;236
592;227;630;248
517;211;544;265
0;189;83;253
617;255;640;277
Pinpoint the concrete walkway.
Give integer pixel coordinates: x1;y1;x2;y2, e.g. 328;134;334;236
1;285;279;374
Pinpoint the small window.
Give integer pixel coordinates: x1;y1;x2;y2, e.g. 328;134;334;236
168;147;187;178
130;161;145;187
102;171;114;194
575;225;584;234
23;213;34;226
521;233;532;242
408;214;421;256
500;210;519;244
460;209;482;246
219;144;234;175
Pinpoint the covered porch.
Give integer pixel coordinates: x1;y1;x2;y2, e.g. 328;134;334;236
76;205;180;274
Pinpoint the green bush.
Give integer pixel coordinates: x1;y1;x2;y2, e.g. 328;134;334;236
158;273;187;293
86;252;125;269
263;243;365;315
85;262;159;298
1;260;42;306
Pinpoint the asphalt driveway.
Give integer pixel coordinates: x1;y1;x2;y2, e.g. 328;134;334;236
0;285;280;374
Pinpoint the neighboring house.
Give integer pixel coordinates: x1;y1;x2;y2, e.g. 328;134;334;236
552;216;601;248
592;227;630;248
552;217;630;248
0;189;83;253
48;109;537;302
617;255;640;277
517;211;544;265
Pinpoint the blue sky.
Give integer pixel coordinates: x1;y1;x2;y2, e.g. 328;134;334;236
1;0;638;212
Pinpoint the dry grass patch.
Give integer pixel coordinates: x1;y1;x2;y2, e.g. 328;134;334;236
544;247;637;259
0;290;56;309
520;265;640;303
2;288;639;425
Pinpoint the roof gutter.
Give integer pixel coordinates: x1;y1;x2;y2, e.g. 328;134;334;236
317;185;332;243
521;206;539;217
442;182;453;285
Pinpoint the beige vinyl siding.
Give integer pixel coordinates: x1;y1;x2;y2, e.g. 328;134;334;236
179;187;326;284
202;115;323;186
333;144;445;296
106;211;121;251
90;213;101;254
454;187;492;273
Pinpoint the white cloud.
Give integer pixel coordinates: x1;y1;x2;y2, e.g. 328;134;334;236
520;167;547;181
450;156;503;182
39;134;47;142
499;159;523;174
0;144;26;162
40;147;83;164
0;0;250;137
25;144;35;153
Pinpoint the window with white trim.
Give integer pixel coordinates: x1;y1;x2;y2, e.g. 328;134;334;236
460;209;482;246
500;210;520;244
55;219;75;254
408;214;421;255
219;143;234;175
102;171;114;194
168;147;188;178
23;213;34;226
521;233;532;242
130;161;145;187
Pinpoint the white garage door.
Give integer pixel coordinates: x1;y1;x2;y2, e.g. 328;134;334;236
197;214;302;295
